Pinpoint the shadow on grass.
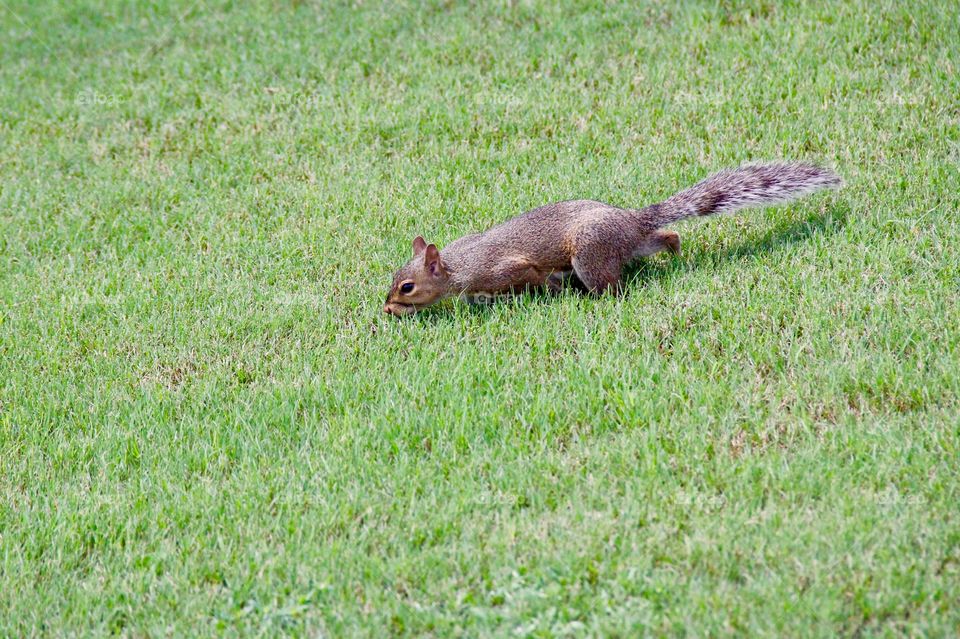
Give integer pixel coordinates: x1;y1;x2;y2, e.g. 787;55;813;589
624;203;851;289
405;204;850;324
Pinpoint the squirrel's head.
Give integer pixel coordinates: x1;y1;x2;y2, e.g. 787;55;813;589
383;236;451;317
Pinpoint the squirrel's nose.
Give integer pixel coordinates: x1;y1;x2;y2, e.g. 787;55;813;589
383;304;393;315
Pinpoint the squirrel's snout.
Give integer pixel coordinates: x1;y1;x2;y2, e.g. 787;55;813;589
383;301;414;317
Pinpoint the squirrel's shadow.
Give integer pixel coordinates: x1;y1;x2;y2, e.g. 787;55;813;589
409;204;849;324
624;204;849;289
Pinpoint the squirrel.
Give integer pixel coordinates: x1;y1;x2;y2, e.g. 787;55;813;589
384;162;841;316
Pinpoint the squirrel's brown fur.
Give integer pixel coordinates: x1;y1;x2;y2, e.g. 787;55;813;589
384;162;840;316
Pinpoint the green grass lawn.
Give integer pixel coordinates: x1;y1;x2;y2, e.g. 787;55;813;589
2;0;959;635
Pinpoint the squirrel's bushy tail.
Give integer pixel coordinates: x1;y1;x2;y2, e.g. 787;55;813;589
653;162;841;227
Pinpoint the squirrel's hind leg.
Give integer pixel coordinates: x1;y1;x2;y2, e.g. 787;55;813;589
571;252;625;294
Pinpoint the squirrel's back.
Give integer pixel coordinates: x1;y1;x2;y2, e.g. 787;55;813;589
444;199;626;264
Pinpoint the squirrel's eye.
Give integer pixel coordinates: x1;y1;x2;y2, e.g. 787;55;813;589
399;282;414;294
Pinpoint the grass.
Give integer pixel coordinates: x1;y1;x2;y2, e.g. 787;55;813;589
1;0;959;635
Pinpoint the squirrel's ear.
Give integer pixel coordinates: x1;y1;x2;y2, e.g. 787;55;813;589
424;244;447;276
412;236;428;257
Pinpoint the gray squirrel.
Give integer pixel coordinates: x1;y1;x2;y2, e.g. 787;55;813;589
384;162;841;316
